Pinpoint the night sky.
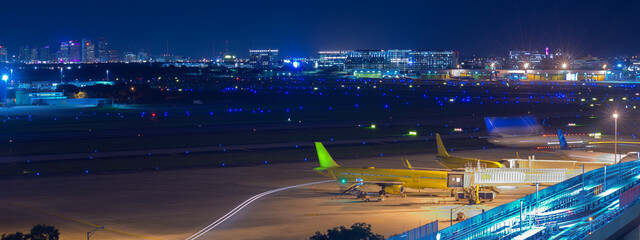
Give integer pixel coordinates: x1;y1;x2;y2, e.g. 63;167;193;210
1;0;639;58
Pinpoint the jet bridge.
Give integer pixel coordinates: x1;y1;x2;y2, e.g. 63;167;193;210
463;167;583;187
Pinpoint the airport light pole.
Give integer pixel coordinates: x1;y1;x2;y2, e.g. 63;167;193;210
535;183;539;214
582;164;585;191
519;200;523;231
87;226;104;240
106;69;109;81
603;166;607;190
613;113;618;163
2;74;8;105
450;208;453;226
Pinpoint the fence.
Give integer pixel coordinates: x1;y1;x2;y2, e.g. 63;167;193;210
436;160;640;239
387;221;438;240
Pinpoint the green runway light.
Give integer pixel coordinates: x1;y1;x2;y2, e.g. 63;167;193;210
340;179;347;184
370;124;376;129
408;131;417;136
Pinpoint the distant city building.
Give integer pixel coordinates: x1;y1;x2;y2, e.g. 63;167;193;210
219;53;238;68
69;41;81;62
412;50;458;70
508;50;543;69
82;38;95;62
59;41;69;63
30;46;38;62
98;37;109;62
344;50;386;70
137;51;149;62
507;48;562;69
157;54;174;62
222;53;237;63
570;56;607;70
0;46;7;62
124;52;136;62
249;49;279;68
458;56;504;69
40;45;51;62
108;50;119;62
19;45;30;63
317;51;349;69
341;49;458;72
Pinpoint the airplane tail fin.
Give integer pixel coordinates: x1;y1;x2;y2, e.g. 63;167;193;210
557;129;570;150
315;142;340;169
403;159;414;170
435;133;451;157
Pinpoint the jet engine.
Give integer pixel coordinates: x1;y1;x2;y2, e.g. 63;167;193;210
385;185;405;194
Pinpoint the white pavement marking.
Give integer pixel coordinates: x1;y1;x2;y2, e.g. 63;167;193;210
185;180;335;240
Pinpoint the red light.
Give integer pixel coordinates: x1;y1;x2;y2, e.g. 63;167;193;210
151;113;156;117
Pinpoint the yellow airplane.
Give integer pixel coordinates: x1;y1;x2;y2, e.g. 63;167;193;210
313;142;464;196
434;133;505;169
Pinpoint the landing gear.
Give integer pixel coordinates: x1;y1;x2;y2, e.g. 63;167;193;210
379;186;386;197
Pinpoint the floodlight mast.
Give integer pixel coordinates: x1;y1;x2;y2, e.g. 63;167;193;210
613;113;619;163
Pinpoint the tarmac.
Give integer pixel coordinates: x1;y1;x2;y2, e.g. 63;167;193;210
0;148;593;240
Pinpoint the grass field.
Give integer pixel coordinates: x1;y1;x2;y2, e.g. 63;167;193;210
0;78;635;177
0;138;490;177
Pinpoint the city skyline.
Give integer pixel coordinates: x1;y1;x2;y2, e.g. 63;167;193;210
0;0;639;58
0;36;635;64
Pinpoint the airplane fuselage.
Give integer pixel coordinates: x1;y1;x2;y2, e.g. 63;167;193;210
435;156;505;169
319;167;453;190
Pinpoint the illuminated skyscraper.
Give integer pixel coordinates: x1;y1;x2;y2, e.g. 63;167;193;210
59;41;70;63
98;37;109;62
82;38;95;62
69;41;81;62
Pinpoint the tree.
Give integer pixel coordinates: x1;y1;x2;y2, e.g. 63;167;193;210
310;223;384;240
28;225;59;240
56;84;81;98
1;232;27;240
